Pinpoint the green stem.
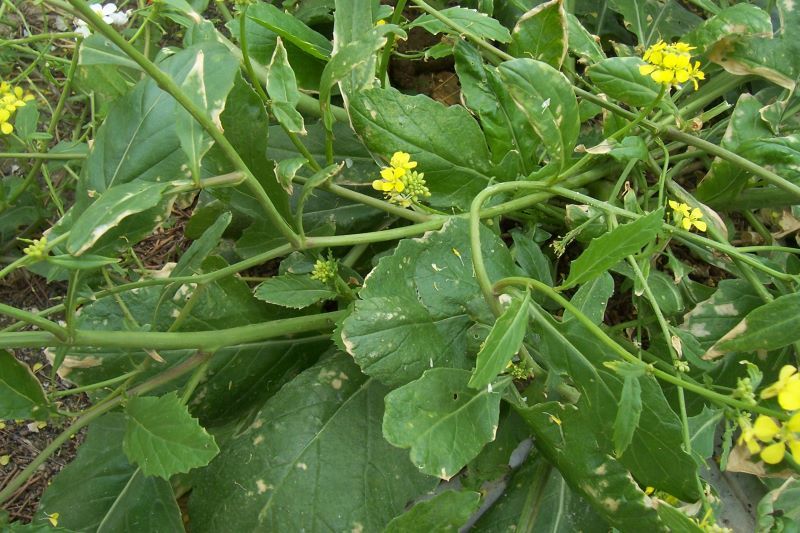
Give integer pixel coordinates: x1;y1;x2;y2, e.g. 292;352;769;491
377;0;407;87
50;369;143;398
0;152;86;160
0;310;346;350
67;0;302;249
0;302;67;339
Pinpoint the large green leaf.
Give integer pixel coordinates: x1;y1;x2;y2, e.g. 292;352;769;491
509;0;568;69
567;13;605;64
332;0;380;93
706;292;800;358
383;368;503;480
756;478;800;531
472;456;605;532
562;209;664;289
531;315;700;501
454;40;536;173
707;0;800;90
38;414;183;532
469;291;530;389
497;58;580;169
408;7;510;43
189;354;436;532
684;4;772;54
518;402;667;531
342;218;517;386
348;87;494;211
607;0;701;45
0;350;48;420
384;490;481;533
123;392;219;478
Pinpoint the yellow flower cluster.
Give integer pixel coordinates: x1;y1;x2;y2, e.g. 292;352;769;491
310;254;337;284
21;236;48;260
669;200;706;232
371;151;430;208
0;81;34;135
739;365;800;464
639;41;705;90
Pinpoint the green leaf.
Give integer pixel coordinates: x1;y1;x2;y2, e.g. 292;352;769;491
123;392;219;478
384;490;481;533
343;218;517;386
332;0;380;92
66;180;172;256
587;57;662;108
757;478;800;532
469;291;531;389
707;0;799;90
687;407;722;466
38;413;183;532
254;273;337;309
510;229;553;288
247;3;332;60
174;43;239;181
518;402;667;531
562;272;613;324
383;368;503;480
78;33;142;71
0;350;48;420
320;25;405;129
684;4;772;53
189;354;436;532
497;58;580;169
613;375;642;457
275;157;306;194
607;0;701;45
453;40;535;173
696;94;773;205
680;281;764;350
171;211;231;279
266;38;306;134
509;0;568;69
706;292;800;358
348;87;494;211
472;455;605;532
408;7;511;43
567;13;605;64
562;209;664;289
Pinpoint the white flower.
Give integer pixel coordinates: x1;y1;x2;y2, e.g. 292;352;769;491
73;3;131;38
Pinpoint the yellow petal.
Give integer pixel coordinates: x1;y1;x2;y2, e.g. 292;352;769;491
681;217;692;230
651;69;674;84
789;440;800;464
787;412;800;432
668;200;680;210
760;442;786;464
745;437;762;454
690;207;703;220
380;167;395;181
754;416;780;441
390;151;410;168
779;365;797;381
662;53;678;68
692;220;707;232
0;109;9;121
1;122;12;135
372;179;384;191
778;379;800;411
394;180;405;193
639;64;657;76
674;69;690;83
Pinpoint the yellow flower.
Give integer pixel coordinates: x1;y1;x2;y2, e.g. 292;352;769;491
0;455;9;466
639;40;704;90
669;200;706;232
0;108;13;135
737;415;762;454
748;414;800;464
45;512;60;527
22;236;48;259
389;151;417;174
376;19;386;26
310;254;337;283
761;365;800;411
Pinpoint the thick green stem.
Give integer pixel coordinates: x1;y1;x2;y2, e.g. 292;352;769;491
377;0;407;86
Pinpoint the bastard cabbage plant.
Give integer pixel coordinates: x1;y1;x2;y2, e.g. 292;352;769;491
2;0;800;531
